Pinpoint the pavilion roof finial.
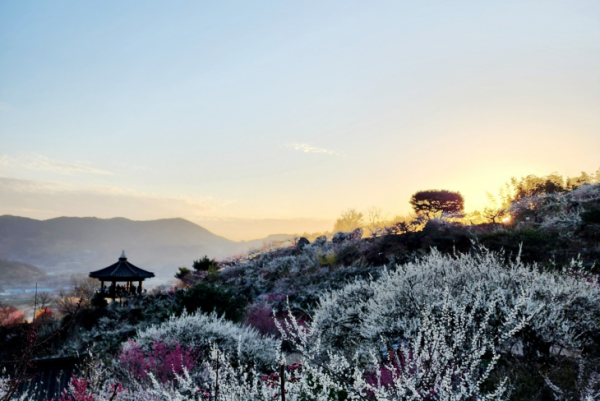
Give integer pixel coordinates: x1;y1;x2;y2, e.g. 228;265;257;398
120;250;126;259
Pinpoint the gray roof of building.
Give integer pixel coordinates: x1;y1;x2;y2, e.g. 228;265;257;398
89;253;155;280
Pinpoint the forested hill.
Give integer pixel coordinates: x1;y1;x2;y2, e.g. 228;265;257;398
0;215;284;280
0;257;46;282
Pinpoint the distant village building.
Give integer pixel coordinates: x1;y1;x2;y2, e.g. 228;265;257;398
89;251;154;299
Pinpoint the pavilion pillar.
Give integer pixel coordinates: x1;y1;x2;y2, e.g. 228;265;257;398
111;281;116;300
139;280;143;294
100;281;105;293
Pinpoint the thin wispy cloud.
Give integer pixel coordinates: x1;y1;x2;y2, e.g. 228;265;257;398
0;154;113;175
0;175;71;194
0;176;233;213
285;142;342;156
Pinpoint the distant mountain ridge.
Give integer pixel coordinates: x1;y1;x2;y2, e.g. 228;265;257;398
0;215;292;281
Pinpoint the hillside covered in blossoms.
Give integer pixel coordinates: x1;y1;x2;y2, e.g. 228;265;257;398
1;170;600;401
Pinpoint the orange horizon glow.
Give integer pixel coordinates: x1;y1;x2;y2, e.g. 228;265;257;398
1;2;598;241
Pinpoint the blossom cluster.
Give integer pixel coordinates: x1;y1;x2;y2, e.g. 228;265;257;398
119;341;197;383
0;306;25;327
311;248;600;360
510;182;600;236
121;311;278;373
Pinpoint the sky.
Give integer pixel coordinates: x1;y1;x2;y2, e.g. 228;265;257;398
1;1;599;241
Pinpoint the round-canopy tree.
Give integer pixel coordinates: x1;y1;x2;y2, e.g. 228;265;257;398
333;208;364;233
193;256;219;272
409;189;464;218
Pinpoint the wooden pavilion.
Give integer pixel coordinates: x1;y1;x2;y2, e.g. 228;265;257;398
89;251;155;299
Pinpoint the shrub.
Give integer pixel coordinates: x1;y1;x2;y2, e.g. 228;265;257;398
215;238;385;314
418;219;473;253
174;267;192;282
310;249;600;361
245;304;278;336
127;311;278;372
582;208;600;225
176;283;246;322
119;340;197;383
90;293;107;309
52;378;95;401
333;208;364;232
0;306;24;326
509;183;600;237
34;308;53;322
135;288;530;400
317;250;337;267
39;358;127;401
477;228;559;264
193;256;219;272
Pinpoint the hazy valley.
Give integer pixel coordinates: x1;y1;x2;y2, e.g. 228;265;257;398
0;215;291;282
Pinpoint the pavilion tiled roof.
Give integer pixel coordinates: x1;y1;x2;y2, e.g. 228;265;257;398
89;251;155;280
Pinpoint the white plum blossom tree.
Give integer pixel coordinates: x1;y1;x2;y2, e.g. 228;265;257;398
310;248;600;359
